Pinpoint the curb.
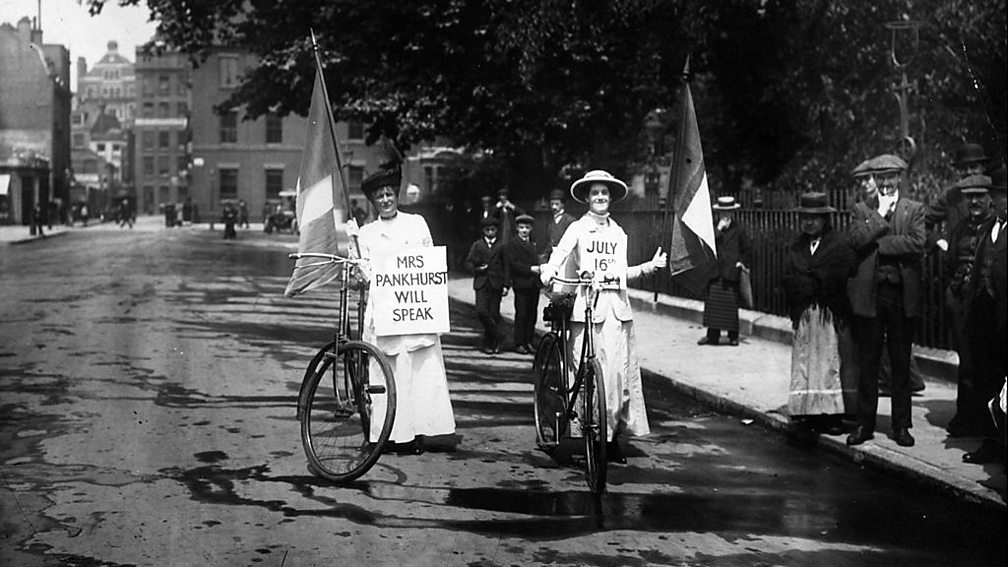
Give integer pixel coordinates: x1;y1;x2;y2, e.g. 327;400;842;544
5;230;69;245
625;289;959;384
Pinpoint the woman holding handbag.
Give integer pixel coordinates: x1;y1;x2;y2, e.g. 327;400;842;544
698;196;752;346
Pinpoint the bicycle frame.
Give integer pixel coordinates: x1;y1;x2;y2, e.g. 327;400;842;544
549;275;606;437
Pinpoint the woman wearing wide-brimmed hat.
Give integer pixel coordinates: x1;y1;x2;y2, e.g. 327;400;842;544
698;195;751;346
783;193;857;434
539;170;667;463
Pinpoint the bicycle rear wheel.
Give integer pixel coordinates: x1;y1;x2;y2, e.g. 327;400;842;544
581;358;607;496
299;340;396;482
533;332;566;452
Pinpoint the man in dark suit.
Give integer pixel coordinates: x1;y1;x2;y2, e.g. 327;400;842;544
961;166;1007;465
542;188;577;262
504;214;541;354
466;217;507;354
926;142;991;252
846;154;926;448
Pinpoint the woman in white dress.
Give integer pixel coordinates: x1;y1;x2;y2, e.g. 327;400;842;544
349;162;456;455
539;170;667;463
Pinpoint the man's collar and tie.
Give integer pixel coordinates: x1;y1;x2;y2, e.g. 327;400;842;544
484;237;497;248
992;218;1005;243
810;237;821;255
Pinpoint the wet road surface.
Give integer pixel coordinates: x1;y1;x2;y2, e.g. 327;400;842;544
1;219;1005;566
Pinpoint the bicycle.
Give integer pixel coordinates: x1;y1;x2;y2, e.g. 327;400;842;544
290;252;397;483
533;271;614;496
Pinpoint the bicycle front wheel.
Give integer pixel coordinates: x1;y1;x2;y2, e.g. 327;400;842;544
581;358;607;496
533;332;566;452
299;340;396;482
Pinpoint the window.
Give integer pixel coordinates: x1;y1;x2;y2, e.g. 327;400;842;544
158;156;169;176
158;74;170;95
348;166;364;193
347;120;364;140
265;114;282;144
142;102;154;117
219;55;240;88
219;111;238;143
265;168;284;198
96;143;106;152
219;167;238;199
112;144;120;153
177;102;188;116
72;133;85;147
143;156;154;175
141;78;153;96
142;131;154;150
177;155;189;173
158;131;171;149
158;102;170;118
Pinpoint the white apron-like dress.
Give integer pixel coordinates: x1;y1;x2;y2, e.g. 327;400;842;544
358;212;456;443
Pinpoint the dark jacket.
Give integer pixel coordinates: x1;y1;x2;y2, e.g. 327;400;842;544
503;237;541;290
782;227;856;327
964;216;1007;339
545;212;576;251
846;196;926;318
943;212;992;297
466;237;505;290
712;221;752;283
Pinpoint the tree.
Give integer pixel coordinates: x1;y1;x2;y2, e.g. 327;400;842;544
92;0;1005;202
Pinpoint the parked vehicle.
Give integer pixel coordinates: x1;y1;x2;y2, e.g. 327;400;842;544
264;190;299;234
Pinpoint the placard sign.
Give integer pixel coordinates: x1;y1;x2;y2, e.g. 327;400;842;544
371;246;450;336
579;235;628;288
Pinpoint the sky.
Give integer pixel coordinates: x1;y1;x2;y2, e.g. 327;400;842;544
0;0;157;91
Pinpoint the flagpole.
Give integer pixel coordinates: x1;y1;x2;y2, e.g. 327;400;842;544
309;29;360;257
654;53;691;302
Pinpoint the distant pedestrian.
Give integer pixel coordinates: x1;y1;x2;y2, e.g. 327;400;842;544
238;200;250;229
118;199;133;229
503;214;541;354
493;186;523;245
221;203;238;239
960;166;1007;466
783;192;856;435
350;198;368;227
80;203;89;227
846;154;925;448
542;188;576;262
182;198;193;224
32;203;45;237
942;175;993;438
466;217;506;354
698;196;751;346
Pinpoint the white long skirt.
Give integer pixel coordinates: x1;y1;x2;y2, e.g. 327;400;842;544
368;338;456;443
788;305;845;417
568;308;651;441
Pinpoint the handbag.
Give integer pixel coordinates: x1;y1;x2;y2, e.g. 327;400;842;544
738;266;754;309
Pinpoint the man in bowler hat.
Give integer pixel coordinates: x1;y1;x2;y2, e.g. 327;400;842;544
466;216;507;354
846;154;926;448
543;188;577;261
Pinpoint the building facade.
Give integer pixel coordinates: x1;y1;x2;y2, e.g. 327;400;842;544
132;48;190;215
0;17;71;227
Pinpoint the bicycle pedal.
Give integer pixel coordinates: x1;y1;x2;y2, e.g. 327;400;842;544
365;385;387;394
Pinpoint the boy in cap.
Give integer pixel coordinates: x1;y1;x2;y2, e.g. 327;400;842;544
466;217;507;354
504;214;541;354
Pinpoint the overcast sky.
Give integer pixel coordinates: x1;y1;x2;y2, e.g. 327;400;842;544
1;0;157;91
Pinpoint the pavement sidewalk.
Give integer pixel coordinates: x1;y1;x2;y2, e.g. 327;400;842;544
447;276;1007;511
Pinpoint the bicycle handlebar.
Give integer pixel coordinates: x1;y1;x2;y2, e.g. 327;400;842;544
550;271;621;287
289;252;363;268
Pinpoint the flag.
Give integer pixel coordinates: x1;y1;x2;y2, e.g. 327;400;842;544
284;65;345;297
666;77;718;295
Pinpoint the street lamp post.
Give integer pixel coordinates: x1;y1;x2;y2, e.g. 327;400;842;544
885;19;921;163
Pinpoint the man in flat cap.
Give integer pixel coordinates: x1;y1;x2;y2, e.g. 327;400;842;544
942;174;993;438
504;214;541;354
846;154;926;448
926;142;992;253
960;166;1007;466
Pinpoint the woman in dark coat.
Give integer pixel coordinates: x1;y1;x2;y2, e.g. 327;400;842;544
783;192;856;434
699;196;751;346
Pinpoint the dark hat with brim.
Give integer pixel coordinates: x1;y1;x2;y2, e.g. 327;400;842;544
795;192;836;214
954;143;990;167
956;174;992;195
480;216;499;228
515;213;535;225
548;188;566;201
361;168;402;199
712;195;741;210
989;166;1007;192
570;170;628;203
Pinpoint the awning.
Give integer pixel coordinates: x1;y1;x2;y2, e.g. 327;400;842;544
0;174;11;196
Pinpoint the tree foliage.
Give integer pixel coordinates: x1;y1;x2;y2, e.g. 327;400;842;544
93;0;1006;201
